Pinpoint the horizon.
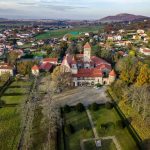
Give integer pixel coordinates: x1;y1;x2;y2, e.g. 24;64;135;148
0;0;150;20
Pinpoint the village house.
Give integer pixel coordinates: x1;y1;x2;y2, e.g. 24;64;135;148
61;42;116;86
137;29;145;34
139;48;150;56
42;58;58;65
0;63;14;76
31;65;39;76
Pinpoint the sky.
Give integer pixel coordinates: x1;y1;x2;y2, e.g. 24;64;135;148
0;0;150;20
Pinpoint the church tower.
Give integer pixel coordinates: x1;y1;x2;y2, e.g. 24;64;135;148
109;69;116;84
84;42;91;62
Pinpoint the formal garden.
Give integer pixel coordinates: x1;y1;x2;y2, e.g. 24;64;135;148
60;102;139;150
0;79;31;150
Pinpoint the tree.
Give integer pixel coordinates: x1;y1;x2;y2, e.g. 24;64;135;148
17;61;37;75
0;72;10;82
136;64;150;87
7;51;19;65
41;77;60;150
116;56;138;84
51;66;72;91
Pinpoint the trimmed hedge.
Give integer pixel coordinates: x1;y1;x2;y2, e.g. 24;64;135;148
90;103;99;111
75;103;84;112
105;102;114;109
63;105;71;113
64;124;75;135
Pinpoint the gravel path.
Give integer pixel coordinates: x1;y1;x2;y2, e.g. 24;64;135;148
82;108;122;150
54;86;110;106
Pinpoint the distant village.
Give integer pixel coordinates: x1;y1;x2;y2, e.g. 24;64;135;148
0;24;150;86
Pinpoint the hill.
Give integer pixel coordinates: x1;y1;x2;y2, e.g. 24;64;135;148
99;13;149;22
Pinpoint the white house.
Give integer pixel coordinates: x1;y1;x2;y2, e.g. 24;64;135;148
137;29;145;34
139;48;150;56
0;63;14;76
31;65;39;76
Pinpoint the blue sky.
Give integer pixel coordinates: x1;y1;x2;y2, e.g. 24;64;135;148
0;0;150;19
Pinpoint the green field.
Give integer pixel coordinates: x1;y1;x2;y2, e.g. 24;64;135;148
90;106;138;150
35;25;102;40
0;80;31;150
63;109;94;150
84;139;117;150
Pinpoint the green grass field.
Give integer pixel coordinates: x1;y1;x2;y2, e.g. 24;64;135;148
35;25;102;40
90;106;139;150
84;139;117;150
64;110;94;150
0;80;31;150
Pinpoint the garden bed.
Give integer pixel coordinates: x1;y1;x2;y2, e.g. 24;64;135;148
90;105;139;150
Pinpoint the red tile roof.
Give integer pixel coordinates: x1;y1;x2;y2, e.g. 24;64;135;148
43;58;58;63
109;70;116;76
73;68;103;77
143;49;150;53
39;63;53;71
32;65;39;70
84;42;91;49
0;63;13;70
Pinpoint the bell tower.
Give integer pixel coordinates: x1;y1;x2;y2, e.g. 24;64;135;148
84;42;91;62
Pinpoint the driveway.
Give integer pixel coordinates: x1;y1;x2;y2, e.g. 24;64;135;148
53;86;110;106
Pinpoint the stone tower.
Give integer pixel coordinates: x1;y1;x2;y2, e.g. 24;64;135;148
71;56;78;74
84;42;91;62
109;69;116;84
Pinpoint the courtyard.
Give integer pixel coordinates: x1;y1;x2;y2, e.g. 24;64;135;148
54;86;110;106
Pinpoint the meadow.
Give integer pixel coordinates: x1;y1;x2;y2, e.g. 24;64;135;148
35;25;102;40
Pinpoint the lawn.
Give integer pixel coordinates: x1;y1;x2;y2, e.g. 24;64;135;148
35;25;102;40
63;109;94;150
90;106;139;150
0;80;31;150
84;139;117;150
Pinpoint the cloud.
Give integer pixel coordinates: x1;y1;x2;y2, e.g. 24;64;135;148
18;2;37;6
0;0;149;19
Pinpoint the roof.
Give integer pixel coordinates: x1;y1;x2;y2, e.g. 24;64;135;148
84;42;91;49
32;65;39;70
143;49;150;53
109;70;116;76
43;58;58;62
96;64;112;70
91;56;111;66
39;63;53;71
71;56;77;64
61;54;73;67
73;68;103;77
0;63;13;70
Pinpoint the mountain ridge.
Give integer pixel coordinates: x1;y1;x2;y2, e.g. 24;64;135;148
99;13;149;22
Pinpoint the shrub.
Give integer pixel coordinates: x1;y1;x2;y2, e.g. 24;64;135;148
75;103;84;112
116;120;126;129
105;102;114;109
63;105;71;113
0;100;5;108
90;103;99;111
95;83;102;87
101;122;114;130
64;124;75;135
